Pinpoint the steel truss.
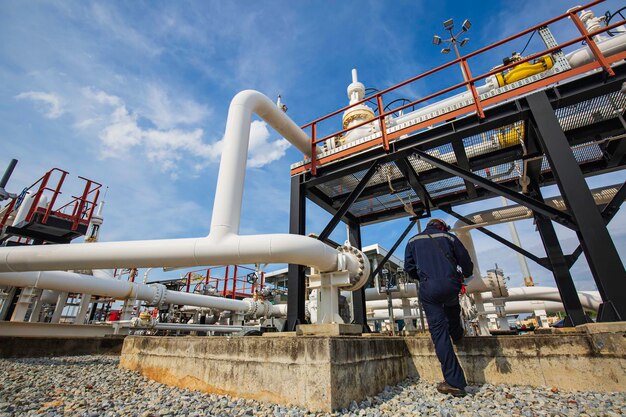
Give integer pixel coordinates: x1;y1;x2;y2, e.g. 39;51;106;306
286;67;626;330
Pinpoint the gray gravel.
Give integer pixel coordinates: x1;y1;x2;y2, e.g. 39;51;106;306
0;356;624;417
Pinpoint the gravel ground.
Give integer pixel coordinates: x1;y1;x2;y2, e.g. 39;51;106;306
0;356;624;417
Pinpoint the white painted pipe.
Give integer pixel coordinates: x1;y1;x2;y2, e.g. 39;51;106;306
481;286;602;311
0;91;367;284
364;284;417;301
0;270;286;318
366;298;420;310
369;300;568;320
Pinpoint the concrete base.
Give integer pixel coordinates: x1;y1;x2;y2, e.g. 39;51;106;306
120;335;406;412
120;330;626;412
296;323;362;336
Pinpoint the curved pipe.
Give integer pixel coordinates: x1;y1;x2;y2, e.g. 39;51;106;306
0;91;364;280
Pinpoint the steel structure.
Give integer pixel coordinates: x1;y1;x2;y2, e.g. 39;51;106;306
286;1;626;330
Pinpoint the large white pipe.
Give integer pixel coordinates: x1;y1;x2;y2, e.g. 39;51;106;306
370;300;568;320
364;284;418;301
481;286;602;311
0;270;285;318
0;91;366;283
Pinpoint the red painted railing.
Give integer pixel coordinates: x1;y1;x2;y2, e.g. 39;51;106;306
183;265;265;299
296;0;624;176
0;168;102;232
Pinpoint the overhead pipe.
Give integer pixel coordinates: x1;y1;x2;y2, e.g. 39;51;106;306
0;91;368;287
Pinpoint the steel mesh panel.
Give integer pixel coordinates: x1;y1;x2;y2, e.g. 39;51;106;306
424;176;466;197
556;91;626;132
349;189;419;217
461;121;524;155
474;160;522;183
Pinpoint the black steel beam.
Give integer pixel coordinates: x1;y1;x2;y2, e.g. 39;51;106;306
286;174;307;331
395;157;434;215
318;161;379;241
348;220;369;332
440;206;552;270
528;91;626;322
567;181;626;268
451;139;478;199
412;149;577;230
368;218;417;283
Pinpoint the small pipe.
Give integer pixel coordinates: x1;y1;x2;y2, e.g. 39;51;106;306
0;159;17;189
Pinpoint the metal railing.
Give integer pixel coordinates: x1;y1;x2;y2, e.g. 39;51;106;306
1;168;103;232
298;0;625;175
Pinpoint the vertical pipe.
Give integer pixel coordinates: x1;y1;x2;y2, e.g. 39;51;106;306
0;159;17;189
501;197;533;284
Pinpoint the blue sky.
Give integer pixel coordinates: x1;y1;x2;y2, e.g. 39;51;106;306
1;0;624;291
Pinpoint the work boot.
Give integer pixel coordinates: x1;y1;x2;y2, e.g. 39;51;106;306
436;381;467;397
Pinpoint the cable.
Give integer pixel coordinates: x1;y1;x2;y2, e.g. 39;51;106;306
520;30;536;56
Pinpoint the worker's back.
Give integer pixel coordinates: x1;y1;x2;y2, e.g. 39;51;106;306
404;225;473;287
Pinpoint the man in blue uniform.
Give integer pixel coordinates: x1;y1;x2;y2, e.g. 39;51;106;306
404;218;474;397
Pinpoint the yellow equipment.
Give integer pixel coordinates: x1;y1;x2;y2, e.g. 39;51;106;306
495;55;554;87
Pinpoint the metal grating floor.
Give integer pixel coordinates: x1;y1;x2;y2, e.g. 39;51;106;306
310;91;624;221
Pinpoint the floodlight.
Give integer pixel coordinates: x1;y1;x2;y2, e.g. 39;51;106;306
462;19;471;31
459;38;470;47
433;35;442;45
441;47;451;54
443;18;454;30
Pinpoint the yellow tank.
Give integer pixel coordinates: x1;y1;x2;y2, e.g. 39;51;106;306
495;55;554;87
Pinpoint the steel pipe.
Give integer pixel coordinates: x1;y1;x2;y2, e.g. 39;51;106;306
0;91;366;282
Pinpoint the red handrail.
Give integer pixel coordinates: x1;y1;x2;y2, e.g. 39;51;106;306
301;0;622;175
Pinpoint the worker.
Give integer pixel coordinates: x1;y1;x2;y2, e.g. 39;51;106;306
404;218;474;397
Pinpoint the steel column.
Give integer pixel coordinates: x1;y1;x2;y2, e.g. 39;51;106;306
527;91;626;321
530;182;589;326
286;174;307;331
348;220;368;331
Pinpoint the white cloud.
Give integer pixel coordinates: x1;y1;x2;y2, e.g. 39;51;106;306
15;91;64;118
98;105;143;158
142;85;211;130
247;120;291;168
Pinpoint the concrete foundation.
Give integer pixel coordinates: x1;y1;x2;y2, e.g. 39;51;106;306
120;327;626;412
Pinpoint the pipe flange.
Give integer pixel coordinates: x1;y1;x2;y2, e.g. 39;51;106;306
244;298;258;318
149;284;167;306
338;244;370;291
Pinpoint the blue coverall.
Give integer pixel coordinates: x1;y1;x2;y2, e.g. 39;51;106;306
404;225;474;389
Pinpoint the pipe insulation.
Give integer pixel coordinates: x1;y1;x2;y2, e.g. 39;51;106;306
0;91;368;286
0;270;286;318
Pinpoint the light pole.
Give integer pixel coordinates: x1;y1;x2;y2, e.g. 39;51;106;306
433;18;471;79
432;18;484;118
